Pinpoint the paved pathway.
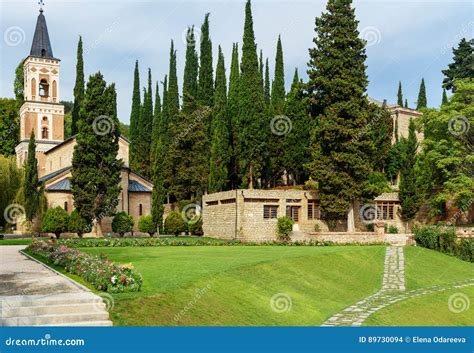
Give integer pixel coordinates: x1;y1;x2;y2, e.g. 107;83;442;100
322;246;474;326
0;245;112;326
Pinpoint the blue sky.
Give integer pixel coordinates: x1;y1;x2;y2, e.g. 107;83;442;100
0;0;472;124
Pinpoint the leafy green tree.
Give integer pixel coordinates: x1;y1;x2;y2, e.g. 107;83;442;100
228;43;240;189
442;38;473;91
307;0;374;221
0;155;22;229
397;81;403;106
0;98;20;156
112;211;134;237
182;27;199;113
14;60;24;103
164;211;186;236
238;0;268;188
24;132;40;223
209;46;229;192
442;88;448;106
68;209;88;237
129;61;141;171
71;72;122;234
71;36;84;135
370;101;393;172
42;207;69;238
138;215;156;236
198;13;214;109
399;119;421;222
416;78;427;110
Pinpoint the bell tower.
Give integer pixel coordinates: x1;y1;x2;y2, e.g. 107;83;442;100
16;5;64;176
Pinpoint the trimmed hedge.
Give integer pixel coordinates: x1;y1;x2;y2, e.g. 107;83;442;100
25;240;143;292
413;225;473;262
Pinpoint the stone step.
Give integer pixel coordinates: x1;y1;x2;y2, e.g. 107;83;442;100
2;302;106;317
0;292;102;308
1;311;110;326
40;320;113;326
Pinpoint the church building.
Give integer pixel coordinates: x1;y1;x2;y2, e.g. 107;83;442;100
16;8;153;234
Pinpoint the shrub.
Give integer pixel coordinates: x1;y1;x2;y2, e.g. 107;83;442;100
112;212;134;237
68;210;88;238
188;215;203;236
387;225;398;234
439;227;456;254
314;222;321;232
41;207;69;239
25;240;142;292
277;216;294;241
457;238;474;262
164;211;187;236
138;215;156;236
413;225;440;250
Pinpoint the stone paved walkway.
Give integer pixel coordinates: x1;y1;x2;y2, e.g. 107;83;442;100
322;246;474;326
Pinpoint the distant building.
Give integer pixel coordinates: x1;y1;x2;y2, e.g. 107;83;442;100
15;9;152;234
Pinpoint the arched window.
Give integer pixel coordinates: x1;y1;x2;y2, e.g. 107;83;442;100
139;204;143;216
39;79;49;97
42;127;48;139
64;202;68;212
41;49;46;57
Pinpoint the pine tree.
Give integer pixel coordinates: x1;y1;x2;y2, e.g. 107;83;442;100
24;131;40;222
264;58;270;106
209;46;230;193
441;88;448;106
71;72;122;231
399;118;420;222
137;69;153;177
198;13;214;108
182;27;199;113
404;99;408;108
238;0;268;188
442;38;474;91
307;0;374;221
271;35;285;114
129;61;141;171
228;43;241;189
71;36;84;135
397;81;403;107
416;78;427;110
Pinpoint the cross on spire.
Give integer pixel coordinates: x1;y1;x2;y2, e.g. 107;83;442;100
38;0;44;13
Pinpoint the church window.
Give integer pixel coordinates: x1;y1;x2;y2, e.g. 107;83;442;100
64;202;68;212
31;78;36;98
39;79;49;97
42;127;48;139
139;204;143;216
52;81;57;102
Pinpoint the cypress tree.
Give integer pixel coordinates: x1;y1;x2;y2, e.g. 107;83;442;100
397;81;403;107
198;13;214;108
209;46;229;192
71;36;84;136
228;43;240;189
167;41;179;123
24;131;39;222
416;78;427;110
238;0;268;188
182;27;199;113
151;81;162;160
271;35;285;114
441;88;448;106
442;38;474;91
399;119;420;222
161;75;169;137
307;0;374;221
71;72;122;232
259;49;264;94
129;61;141;171
404;99;408;108
264;58;270;105
137;69;153;177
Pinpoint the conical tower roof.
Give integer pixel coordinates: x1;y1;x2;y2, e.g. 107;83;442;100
29;9;56;59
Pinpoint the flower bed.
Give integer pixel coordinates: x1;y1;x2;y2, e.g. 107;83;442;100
25;240;143;292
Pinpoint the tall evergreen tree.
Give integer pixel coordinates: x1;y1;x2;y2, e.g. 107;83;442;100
24;131;40;223
307;0;374;221
397;81;403;107
404;98;408;108
198;13;214;108
271;35;285;114
259;49;264;94
238;0;268;188
71;36;84;135
167;41;180;123
137;69;153;177
399;118;420;222
129;61;141;171
182;27;199;113
416;78;427;110
228;43;241;189
71;72;122;233
209;46;230;193
442;38;473;91
441;88;448;106
151;81;162;161
264;58;270;105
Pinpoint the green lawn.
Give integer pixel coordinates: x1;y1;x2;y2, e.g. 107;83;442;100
0;238;49;245
82;246;386;326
